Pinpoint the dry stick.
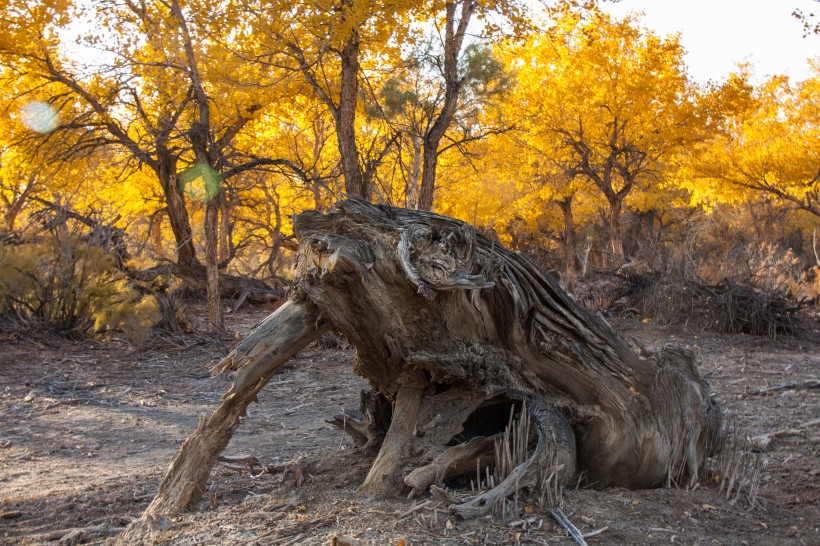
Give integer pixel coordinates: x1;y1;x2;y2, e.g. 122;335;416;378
583;526;609;539
746;379;819;396
37;524;127;542
751;418;820;451
217;454;260;465
548;508;588;546
396;500;436;519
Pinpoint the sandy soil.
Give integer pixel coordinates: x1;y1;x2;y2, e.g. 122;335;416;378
0;305;818;545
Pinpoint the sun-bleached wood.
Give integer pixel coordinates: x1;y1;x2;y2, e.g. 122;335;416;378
120;197;721;544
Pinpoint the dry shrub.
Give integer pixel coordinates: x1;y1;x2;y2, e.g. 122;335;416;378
620;272;806;337
744;243;817;301
0;234;159;341
608;206;817;337
153;291;195;335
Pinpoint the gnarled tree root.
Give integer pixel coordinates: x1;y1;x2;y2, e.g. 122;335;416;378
117;198;723;543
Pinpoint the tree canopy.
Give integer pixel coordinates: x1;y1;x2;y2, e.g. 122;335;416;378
1;0;818;329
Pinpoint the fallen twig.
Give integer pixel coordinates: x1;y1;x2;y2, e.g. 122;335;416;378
217;454;260;465
548;507;587;546
750;418;820;451
396;500;435;519
746;379;819;396
35;523;126;542
583;526;609;538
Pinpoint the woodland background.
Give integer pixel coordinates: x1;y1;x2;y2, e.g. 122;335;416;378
1;0;819;339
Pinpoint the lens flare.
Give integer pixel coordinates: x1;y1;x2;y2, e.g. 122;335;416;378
20;101;60;134
180;163;220;202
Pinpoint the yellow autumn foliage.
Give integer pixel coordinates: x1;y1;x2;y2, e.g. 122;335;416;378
0;0;815;316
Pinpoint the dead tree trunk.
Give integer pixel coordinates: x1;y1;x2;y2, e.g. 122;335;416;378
120;198;721;538
292;199;720;496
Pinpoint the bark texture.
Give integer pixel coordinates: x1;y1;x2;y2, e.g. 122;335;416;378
292;198;720;493
120;198;721;541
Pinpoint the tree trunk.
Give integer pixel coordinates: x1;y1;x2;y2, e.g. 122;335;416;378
219;197;232;264
407;134;423;209
152;210;165;258
116;299;327;542
205;197;223;331
2;175;36;233
608;196;625;264
557;196;577;291
156;155;199;272
418;144;439;212
122;198;722;534
338;33;367;200
417;0;475;211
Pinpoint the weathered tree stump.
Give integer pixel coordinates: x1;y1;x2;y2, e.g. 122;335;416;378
119;198;721;540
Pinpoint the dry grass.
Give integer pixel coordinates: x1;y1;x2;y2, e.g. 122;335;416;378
701;420;762;509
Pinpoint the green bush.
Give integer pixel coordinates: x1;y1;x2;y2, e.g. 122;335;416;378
0;234;159;341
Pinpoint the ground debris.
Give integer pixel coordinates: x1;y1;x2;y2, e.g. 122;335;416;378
0;307;817;545
745;379;819;396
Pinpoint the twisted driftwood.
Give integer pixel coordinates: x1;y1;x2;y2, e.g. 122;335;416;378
118;198;721;541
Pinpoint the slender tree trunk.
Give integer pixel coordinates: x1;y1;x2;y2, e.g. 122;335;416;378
337;33;367;200
418;146;439;211
309;168;324;210
156;155;199;273
2;175;37;232
219;198;231;264
407;134;423;209
205;198;223;331
153;211;165;258
417;0;475;211
608;197;625;264
172;0;223;330
558;197;577;291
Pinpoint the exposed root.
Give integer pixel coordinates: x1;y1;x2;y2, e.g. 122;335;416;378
404;436;496;498
548;507;588;546
328;389;392;451
357;386;424;498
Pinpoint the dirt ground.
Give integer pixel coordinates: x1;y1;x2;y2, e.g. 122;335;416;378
0;303;818;545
